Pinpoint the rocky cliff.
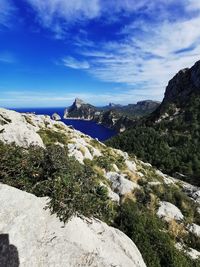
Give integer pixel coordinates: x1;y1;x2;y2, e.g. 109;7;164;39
152;60;200;121
107;59;200;186
64;98;160;132
64;98;97;120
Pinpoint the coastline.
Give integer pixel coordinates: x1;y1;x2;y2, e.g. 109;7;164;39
63;117;92;121
63;116;120;133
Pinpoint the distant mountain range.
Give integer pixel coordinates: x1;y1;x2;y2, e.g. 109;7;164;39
63;98;160;132
107;60;200;186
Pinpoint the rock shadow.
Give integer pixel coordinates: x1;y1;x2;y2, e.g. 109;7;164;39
0;234;19;267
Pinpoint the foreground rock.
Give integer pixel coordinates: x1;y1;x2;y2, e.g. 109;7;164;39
157;201;184;222
0;183;146;267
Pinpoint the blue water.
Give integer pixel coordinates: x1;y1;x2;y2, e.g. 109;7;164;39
13;107;116;141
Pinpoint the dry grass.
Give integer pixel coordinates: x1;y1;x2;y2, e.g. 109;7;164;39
92;165;105;177
123;169;140;182
168;219;187;239
121;192;136;204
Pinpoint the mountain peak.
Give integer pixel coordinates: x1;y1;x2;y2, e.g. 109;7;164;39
163;60;200;106
74;98;85;108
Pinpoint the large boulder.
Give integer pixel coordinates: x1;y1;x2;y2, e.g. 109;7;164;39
157;201;184;222
0;183;146;267
52;113;61;121
105;172;139;196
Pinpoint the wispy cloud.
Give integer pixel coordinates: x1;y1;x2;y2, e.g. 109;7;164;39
62;56;90;69
0;51;16;63
1;89;161;108
24;0;185;27
0;0;15;28
77;8;200;98
25;0;100;27
2;0;200;105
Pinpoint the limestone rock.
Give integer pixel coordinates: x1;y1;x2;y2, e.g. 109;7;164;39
0;108;44;148
125;160;137;172
0;183;146;267
187;223;200;237
105;172;139;196
176;243;200;260
65;98;97;120
157;201;184;222
52;113;61;121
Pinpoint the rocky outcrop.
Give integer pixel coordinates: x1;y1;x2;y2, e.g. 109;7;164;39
175;243;200;260
187;223;200;238
0;108;44;148
0;183;146;267
52;113;61;121
163;60;200;106
64;98;97;120
153;60;200;120
105;172;139;196
157;201;184;222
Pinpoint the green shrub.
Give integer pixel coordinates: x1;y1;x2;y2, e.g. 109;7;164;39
49;167;116;223
38;129;68;145
114;199;199;267
0;141;116;223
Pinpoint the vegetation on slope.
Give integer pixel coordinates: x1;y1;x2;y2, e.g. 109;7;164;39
1;140;200;266
106;93;200;186
115;199;200;267
0;142;115;223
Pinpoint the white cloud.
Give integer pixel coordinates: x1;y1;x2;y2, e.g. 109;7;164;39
186;0;200;11
17;0;200;101
62;56;90;69
78;14;200;99
26;0;100;27
25;0;182;31
1;89;161;108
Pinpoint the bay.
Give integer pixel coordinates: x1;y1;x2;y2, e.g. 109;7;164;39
13;107;116;141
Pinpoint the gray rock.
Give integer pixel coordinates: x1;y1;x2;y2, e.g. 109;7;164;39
0;183;146;267
105;172;139;196
0;108;44;148
52;113;61;121
187;223;200;237
157;201;184;222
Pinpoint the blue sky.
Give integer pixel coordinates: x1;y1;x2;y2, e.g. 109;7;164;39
1;0;200;107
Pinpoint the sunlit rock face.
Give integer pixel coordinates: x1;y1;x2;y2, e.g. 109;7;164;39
157;201;184;222
52;113;61;121
0;108;44;148
0;183;147;267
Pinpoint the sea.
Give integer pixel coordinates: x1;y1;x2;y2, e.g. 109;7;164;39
13;107;116;141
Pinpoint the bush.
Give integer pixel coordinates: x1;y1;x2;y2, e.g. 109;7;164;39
38;129;68;145
49;166;116;223
114;199;199;267
0;141;116;223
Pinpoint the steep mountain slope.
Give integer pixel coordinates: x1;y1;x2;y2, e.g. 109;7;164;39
0;108;200;266
107;60;200;186
116;100;160;118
